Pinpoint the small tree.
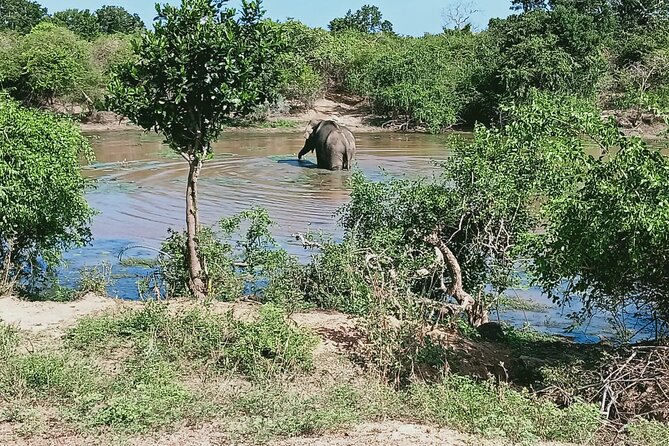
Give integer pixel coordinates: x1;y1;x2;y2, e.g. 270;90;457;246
14;22;91;105
95;5;145;34
0;0;47;34
0;95;94;293
340;94;596;326
50;8;102;40
108;0;283;298
532;129;669;330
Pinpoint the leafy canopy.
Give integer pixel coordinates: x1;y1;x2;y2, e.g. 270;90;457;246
108;0;284;156
50;8;102;40
328;5;394;34
13;22;92;104
0;0;47;34
95;5;145;34
532;134;669;323
0;95;94;291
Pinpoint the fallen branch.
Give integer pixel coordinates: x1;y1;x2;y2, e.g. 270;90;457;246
423;228;488;327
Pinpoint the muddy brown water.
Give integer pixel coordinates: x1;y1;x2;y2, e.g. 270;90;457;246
83;130;450;247
62;129;665;342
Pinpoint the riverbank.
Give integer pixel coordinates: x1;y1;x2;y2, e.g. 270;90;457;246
0;294;669;446
1;294;666;446
78;97;669;140
79;94;392;135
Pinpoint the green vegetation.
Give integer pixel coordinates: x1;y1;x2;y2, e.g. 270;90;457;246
0;96;94;295
107;0;284;299
1;0;669;444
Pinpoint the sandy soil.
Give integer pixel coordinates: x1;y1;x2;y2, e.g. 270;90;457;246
0;293;122;335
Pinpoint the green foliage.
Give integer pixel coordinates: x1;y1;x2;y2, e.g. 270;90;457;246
328;4;393;34
95;5;144;35
50;8;101;40
302;237;374;316
108;0;284;158
12;22;92;104
358;312;448;386
347;32;489;131
276;52;323;107
0;323;18;359
0;0;46;34
0;32;19;83
627;419;669;446
339;95;597;324
488;6;609;101
160;208;305;304
0;96;94;293
160;225;241;300
67;301;316;380
0;352;95;400
223;304;317;379
79;359;194;433
407;376;600;443
531;133;669;323
77;262;112;295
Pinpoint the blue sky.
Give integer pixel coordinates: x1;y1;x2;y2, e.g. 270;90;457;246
39;1;513;36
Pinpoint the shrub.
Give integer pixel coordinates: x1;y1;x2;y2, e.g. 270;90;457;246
0;96;94;294
13;22;92;105
223;304;317;379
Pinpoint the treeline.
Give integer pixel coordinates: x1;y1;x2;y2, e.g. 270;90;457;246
1;0;668;132
0;0;139;109
275;0;669;131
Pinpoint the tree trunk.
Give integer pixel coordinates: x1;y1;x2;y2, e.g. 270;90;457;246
186;158;206;298
425;230;489;327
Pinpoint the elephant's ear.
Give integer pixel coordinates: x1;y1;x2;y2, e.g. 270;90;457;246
303;119;320;139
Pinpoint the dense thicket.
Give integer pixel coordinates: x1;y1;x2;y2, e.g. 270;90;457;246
0;95;94;293
0;1;667;129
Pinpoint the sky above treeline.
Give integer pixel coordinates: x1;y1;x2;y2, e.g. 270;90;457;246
39;1;514;36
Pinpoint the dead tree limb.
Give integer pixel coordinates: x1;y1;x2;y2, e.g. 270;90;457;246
424;228;488;327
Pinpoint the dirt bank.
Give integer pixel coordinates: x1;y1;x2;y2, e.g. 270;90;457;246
79;94;387;134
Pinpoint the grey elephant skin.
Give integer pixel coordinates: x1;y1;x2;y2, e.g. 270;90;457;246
298;119;356;170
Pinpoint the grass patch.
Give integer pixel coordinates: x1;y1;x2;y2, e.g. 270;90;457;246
229;381;400;442
5;303;665;445
118;257;158;268
407;375;600;444
66;302;317;379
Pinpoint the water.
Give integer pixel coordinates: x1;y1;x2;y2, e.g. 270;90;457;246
62;129;665;342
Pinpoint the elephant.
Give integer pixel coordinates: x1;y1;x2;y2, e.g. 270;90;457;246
297;119;356;170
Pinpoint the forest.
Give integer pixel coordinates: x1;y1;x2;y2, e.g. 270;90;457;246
1;0;669;445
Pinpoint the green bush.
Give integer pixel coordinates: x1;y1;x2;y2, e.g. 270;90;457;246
13;22;93;105
0;95;94;294
302;237;374;316
627;419;669;446
160;208;306;304
276;52;323;107
223;304;317;379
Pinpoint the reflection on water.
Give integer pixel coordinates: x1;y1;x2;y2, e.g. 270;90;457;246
62;129;666;342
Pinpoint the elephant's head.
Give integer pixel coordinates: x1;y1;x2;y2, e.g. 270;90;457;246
303;119;322;140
